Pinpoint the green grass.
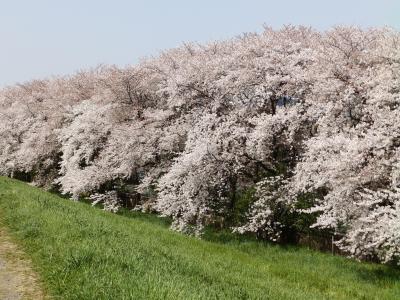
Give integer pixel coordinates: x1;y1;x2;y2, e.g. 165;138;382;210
0;177;399;299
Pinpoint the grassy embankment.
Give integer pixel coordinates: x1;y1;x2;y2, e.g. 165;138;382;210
0;176;399;299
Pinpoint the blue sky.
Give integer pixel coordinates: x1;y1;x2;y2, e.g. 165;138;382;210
0;0;399;87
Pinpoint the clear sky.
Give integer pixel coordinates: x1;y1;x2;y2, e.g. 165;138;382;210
0;0;399;87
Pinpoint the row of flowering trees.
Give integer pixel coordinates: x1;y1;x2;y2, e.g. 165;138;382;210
1;26;399;263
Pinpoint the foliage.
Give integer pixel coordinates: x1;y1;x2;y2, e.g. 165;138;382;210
0;26;399;263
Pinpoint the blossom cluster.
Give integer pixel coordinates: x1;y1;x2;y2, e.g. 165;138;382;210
0;26;399;263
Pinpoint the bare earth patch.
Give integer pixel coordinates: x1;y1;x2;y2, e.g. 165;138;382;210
0;228;45;300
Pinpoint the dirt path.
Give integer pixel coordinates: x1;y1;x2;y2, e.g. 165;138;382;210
0;228;45;300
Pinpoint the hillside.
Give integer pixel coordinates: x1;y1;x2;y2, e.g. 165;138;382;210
0;177;399;299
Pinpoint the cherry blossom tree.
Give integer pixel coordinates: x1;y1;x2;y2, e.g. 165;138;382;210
0;25;399;263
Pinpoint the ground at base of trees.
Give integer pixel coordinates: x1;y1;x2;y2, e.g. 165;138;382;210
0;177;399;300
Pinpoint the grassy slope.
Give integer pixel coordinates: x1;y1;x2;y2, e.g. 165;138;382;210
0;177;399;300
